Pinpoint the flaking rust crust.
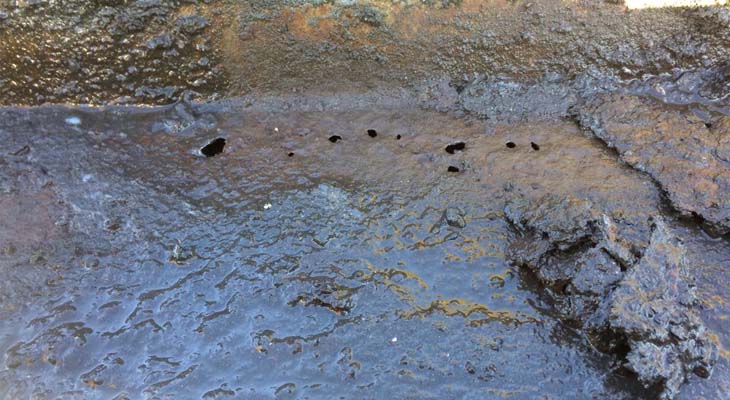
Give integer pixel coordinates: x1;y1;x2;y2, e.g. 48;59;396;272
610;219;716;399
575;93;730;234
505;197;718;398
3;1;730;104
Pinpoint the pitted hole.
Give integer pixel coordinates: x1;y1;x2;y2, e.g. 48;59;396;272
506;142;516;149
396;134;402;140
705;122;712;129
288;152;294;157
367;129;378;138
531;142;540;151
554;280;570;295
447;166;460;173
445;142;466;154
200;138;226;157
694;366;710;379
329;135;342;143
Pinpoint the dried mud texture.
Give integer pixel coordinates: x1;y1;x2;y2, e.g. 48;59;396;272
610;218;716;399
575;93;730;233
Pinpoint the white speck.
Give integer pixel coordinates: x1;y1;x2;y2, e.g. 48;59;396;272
390;337;397;343
65;116;81;126
274;127;279;133
263;203;272;210
82;174;93;183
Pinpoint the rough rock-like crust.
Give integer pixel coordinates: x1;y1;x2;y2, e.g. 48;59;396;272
610;218;716;399
505;194;641;327
505;193;716;399
576;93;730;233
4;1;730;105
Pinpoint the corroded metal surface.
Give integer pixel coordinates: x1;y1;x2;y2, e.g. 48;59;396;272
2;1;730;104
1;1;730;399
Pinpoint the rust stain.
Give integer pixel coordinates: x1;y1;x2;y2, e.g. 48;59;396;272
285;4;337;42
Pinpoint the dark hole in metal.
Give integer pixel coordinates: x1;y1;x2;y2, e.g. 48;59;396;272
447;166;460;173
329;135;342;143
531;142;540;151
367;129;377;138
445;142;466;154
201;138;226;157
506;142;516;149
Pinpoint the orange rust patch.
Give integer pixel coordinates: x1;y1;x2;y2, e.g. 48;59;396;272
284;4;338;42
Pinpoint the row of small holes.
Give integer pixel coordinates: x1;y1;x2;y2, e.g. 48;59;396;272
201;133;540;162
